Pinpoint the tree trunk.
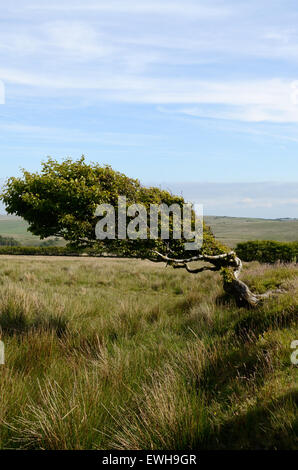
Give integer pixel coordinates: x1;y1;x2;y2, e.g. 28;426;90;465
224;277;261;307
154;250;284;308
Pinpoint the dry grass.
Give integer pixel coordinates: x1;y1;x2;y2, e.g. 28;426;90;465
0;256;297;449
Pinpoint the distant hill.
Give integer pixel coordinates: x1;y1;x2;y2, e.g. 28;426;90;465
0;215;43;245
0;214;297;248
205;216;298;247
0;215;64;246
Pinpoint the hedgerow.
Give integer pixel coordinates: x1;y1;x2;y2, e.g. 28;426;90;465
236;240;298;263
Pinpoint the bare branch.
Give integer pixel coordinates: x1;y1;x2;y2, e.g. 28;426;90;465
233;256;243;279
153;250;236;264
153;250;286;308
184;264;219;274
170;262;218;273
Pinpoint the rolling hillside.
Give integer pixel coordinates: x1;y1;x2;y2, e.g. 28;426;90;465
1;214;298;247
0;216;64;246
204;216;298;247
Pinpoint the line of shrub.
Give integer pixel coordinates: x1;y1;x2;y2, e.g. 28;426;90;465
2;240;298;263
0;244;128;257
0;245;109;256
0;245;125;257
0;235;20;246
0;246;81;256
236;240;298;263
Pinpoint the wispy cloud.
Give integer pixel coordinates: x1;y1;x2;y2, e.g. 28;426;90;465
0;80;5;104
1;67;297;123
160;101;298;124
0;122;160;147
1;1;298;125
43;21;113;59
26;1;232;18
1;0;298;196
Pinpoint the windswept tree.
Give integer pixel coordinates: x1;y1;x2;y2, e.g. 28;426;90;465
1;157;282;307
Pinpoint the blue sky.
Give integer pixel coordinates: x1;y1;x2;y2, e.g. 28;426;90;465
1;0;298;217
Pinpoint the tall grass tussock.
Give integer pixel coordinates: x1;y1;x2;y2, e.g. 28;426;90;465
0;256;297;449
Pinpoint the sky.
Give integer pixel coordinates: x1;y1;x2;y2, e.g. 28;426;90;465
0;0;298;217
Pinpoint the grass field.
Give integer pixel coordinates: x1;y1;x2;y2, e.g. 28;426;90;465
0;256;297;450
1;215;298;247
205;216;298;247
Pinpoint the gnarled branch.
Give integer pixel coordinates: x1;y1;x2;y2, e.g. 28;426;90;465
153;250;285;308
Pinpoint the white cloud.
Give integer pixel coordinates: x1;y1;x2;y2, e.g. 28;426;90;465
1;0;298;151
0;80;5;104
0;122;161;147
172;102;298;124
0;71;291;99
0;21;114;61
43;21;112;59
26;1;232;19
1;67;298;123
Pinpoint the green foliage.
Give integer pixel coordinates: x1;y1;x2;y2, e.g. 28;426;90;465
0;246;81;256
1;157;226;259
220;266;234;284
39;238;61;247
0;245;108;256
236;240;298;264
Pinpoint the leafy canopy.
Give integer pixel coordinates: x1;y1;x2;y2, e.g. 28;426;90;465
1;157;226;258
